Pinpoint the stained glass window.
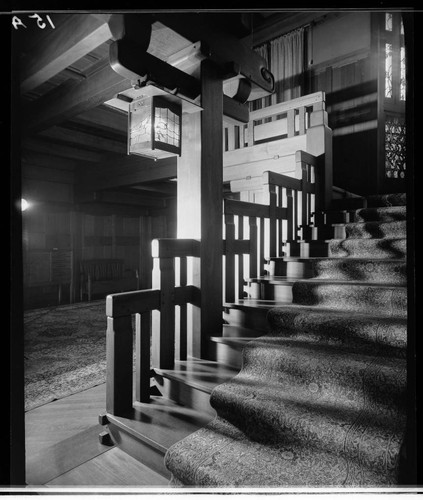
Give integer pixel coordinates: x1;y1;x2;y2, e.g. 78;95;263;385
400;46;406;101
385;43;393;98
385;13;393;31
385;115;406;178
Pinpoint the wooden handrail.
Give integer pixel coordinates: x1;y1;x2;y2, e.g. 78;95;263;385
250;91;325;122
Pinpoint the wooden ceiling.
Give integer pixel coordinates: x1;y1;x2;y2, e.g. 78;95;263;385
17;11;312;214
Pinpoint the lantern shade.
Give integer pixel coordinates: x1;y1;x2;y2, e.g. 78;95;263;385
128;95;182;160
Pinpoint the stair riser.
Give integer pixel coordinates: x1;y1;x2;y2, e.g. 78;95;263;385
345;221;406;239
248;282;293;301
107;420;171;479
292;282;407;317
212;342;243;370
285;241;329;258
329;239;406;259
154;376;216;417
223;307;270;333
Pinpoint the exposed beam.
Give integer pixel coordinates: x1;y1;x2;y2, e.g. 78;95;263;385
75;202;150;217
131;182;177;196
38;126;127;154
70;105;127;134
76;155;177;191
23;137;104;163
75;189;167;207
21;150;77;171
20;14;112;94
23;60;130;135
153;13;274;95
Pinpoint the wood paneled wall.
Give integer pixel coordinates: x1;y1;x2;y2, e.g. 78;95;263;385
307;12;379;195
21;159;175;308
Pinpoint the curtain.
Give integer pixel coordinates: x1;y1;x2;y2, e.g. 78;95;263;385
270;27;305;103
251;27;306;111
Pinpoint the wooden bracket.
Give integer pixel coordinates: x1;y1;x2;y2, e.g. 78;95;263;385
98;413;109;426
98;430;114;446
153;13;275;95
110;38;201;100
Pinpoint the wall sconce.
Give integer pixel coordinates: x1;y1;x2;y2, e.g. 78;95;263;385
128;95;182;160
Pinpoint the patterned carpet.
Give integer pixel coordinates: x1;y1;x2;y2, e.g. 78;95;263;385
165;194;408;487
24;300;109;411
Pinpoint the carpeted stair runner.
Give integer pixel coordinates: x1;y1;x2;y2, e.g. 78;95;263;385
164;194;407;487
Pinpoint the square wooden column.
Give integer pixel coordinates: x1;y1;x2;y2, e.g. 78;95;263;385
177;60;223;359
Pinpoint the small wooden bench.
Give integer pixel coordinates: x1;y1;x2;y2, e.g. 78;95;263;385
79;259;139;302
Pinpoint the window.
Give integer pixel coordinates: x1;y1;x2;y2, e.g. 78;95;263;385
381;13;406;179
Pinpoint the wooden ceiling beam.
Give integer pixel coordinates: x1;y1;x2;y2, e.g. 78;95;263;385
70;105;127;134
23;137;104;163
20;14;112;94
76;155;177;191
23;60;130;135
38;126;127;154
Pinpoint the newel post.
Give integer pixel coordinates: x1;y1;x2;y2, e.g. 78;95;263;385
106;297;133;416
306;94;333;211
152;240;175;369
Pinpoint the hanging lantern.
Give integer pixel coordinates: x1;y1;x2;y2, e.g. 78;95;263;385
128;95;182;160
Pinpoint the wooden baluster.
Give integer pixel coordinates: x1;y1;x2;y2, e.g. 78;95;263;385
238;216;244;299
264;184;277;259
278;185;283;256
247;119;254;147
259;216;265;276
106;314;133;416
299;106;306;134
293;189;299;240
152;255;175;370
176;257;188;361
249;216;258;280
286;188;294;242
227;125;235;151
301;163;308;238
287;108;295;137
135;312;151;403
225;213;236;303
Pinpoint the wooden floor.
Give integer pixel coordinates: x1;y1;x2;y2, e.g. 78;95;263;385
25;382;170;489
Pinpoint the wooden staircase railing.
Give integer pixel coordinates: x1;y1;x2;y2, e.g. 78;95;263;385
223;152;318;302
105;91;330;419
105;238;200;416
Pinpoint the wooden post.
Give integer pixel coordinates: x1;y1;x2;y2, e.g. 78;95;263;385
152;255;175;369
225;213;236;304
135;312;151;403
306;97;333;211
106;314;133;415
200;60;223;355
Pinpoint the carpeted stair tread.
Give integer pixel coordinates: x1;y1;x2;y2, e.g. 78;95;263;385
292;280;406;317
266;305;406;353
267;257;406;283
209;349;405;471
344;220;406;239
165;195;408;487
353;206;406;222
328;237;406;259
365;193;406;207
166;416;400;486
311;257;406;283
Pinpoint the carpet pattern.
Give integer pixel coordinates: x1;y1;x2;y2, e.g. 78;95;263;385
24;300;109;411
164;193;408;487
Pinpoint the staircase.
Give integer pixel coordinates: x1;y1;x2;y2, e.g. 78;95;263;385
163;192;408;487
